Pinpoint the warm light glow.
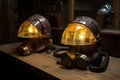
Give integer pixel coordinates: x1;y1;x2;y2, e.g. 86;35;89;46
61;23;96;45
77;25;83;29
28;27;34;33
79;34;85;42
18;21;42;38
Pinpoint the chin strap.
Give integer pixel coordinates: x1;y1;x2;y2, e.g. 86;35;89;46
53;46;69;58
89;50;109;72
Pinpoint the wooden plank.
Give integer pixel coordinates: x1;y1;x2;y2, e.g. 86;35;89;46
114;0;120;30
8;0;18;43
0;43;120;80
68;0;74;22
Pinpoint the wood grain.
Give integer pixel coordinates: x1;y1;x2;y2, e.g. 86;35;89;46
0;42;120;80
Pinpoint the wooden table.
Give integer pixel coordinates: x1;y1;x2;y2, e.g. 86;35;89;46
0;42;120;80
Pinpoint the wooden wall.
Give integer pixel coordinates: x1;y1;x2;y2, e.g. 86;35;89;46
114;0;120;30
0;0;18;44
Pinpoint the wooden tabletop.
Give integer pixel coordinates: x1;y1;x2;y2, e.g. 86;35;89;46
0;42;120;80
